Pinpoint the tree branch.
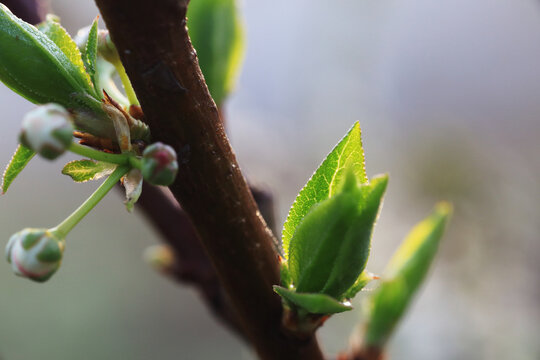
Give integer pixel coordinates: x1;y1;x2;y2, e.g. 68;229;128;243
136;183;245;337
94;1;324;358
136;183;278;339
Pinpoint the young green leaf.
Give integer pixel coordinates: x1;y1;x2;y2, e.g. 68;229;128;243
280;260;293;289
273;286;352;315
37;15;93;91
364;203;452;347
288;173;388;299
385;202;452;284
61;159;116;183
363;277;408;347
320;175;387;298
83;19;100;97
341;271;377;300
187;0;245;106
1;144;35;194
282;122;367;259
0;4;100;110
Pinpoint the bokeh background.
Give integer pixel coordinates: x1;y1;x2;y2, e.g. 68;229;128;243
1;0;539;359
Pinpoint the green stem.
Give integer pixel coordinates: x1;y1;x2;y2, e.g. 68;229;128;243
68;142;141;168
102;78;130;108
114;60;140;106
128;156;142;169
98;58;130;108
50;165;130;238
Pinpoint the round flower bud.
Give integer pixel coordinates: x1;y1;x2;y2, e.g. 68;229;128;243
141;142;179;186
19;104;74;160
97;31;121;65
5;228;65;283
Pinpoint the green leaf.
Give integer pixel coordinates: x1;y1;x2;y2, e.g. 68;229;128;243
288;173;388;299
280;260;292;288
187;0;245;105
363;277;409;346
341;271;377;300
61;159;116;183
1;144;35;194
37;15;93;91
0;4;100;111
385;202;452;285
83;18;100;97
282;122;367;260
364;203;452;347
273;286;352;315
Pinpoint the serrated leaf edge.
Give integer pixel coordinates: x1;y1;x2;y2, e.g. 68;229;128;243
1;144;35;194
281;122;367;259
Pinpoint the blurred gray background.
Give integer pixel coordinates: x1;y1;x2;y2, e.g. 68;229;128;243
1;0;539;359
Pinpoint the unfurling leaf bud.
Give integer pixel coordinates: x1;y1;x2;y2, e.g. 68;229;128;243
141;142;178;186
363;203;452;348
287;172;388;299
19;103;74;160
275;170;387;318
5;228;65;282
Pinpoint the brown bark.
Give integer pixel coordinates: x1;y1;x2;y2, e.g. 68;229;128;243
338;347;385;360
94;1;324;359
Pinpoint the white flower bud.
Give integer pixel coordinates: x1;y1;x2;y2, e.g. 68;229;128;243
19;103;74;160
97;31;120;65
5;228;65;282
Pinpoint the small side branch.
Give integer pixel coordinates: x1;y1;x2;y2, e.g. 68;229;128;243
136;183;244;337
136;183;278;339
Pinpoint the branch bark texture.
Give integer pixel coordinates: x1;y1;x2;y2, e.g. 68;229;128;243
94;1;323;359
